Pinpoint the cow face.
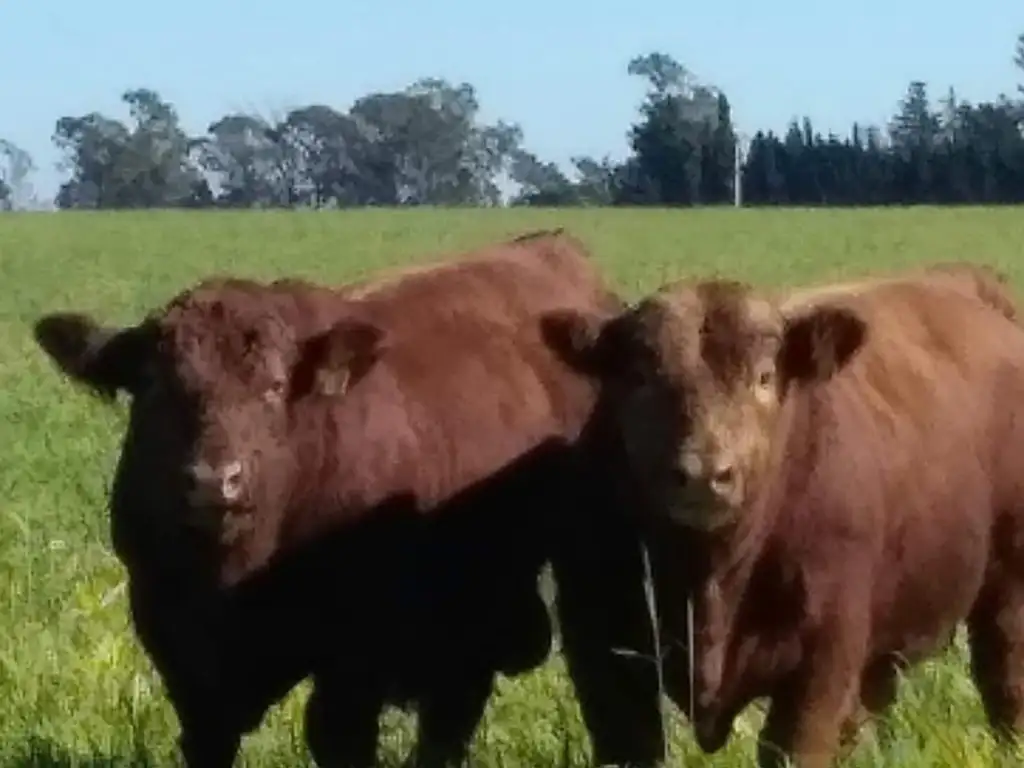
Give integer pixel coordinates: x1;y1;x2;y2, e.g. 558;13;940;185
33;279;386;546
542;279;866;530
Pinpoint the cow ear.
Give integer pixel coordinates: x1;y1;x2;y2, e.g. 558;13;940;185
540;309;622;377
292;318;387;400
33;312;153;401
779;305;867;387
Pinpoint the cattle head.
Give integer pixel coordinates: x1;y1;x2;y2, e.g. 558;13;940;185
33;278;388;547
541;279;867;531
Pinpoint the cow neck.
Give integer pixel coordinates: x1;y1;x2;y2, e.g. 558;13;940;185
689;511;767;715
286;372;412;534
692;398;799;706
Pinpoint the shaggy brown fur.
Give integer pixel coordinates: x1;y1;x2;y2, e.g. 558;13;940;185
780;260;1017;323
32;230;665;768
541;261;1024;767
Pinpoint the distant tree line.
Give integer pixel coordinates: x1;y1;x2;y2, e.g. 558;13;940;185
3;33;1024;211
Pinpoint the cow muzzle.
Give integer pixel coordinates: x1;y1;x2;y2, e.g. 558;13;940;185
187;459;246;508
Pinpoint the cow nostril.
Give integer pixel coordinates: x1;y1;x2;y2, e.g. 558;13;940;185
220;460;244;500
710;465;735;491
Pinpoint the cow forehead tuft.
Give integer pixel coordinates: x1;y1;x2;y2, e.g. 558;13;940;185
165;282;264;322
634;281;781;384
159;283;291;343
696;282;778;337
145;291;295;387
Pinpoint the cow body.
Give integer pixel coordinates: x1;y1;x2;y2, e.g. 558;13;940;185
542;262;1024;767
33;230;665;767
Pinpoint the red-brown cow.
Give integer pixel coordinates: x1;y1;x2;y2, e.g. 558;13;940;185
32;230;665;768
540;262;1024;767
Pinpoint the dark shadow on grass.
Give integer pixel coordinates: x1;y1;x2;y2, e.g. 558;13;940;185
5;736;161;768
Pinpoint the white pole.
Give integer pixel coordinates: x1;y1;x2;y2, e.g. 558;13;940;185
733;131;748;207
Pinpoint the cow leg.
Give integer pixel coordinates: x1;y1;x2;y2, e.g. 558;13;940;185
127;585;244;768
838;655;900;756
967;578;1024;741
757;635;864;768
128;606;245;765
551;549;666;767
303;672;385;768
407;669;494;768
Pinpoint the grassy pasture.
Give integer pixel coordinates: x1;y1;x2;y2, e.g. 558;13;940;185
2;206;1023;766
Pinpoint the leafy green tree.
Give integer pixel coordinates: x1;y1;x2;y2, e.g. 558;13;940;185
508;149;579;205
1015;32;1024;97
194;112;292;207
54;89;207;209
346;78;521;206
618;53;716;204
43;33;1024;211
0;139;34;210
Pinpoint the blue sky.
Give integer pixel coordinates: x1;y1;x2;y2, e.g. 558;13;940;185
1;0;1021;200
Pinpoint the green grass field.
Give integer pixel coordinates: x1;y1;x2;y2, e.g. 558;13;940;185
3;206;1024;767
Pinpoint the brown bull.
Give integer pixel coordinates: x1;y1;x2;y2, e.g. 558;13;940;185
541;261;1024;767
32;229;665;768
